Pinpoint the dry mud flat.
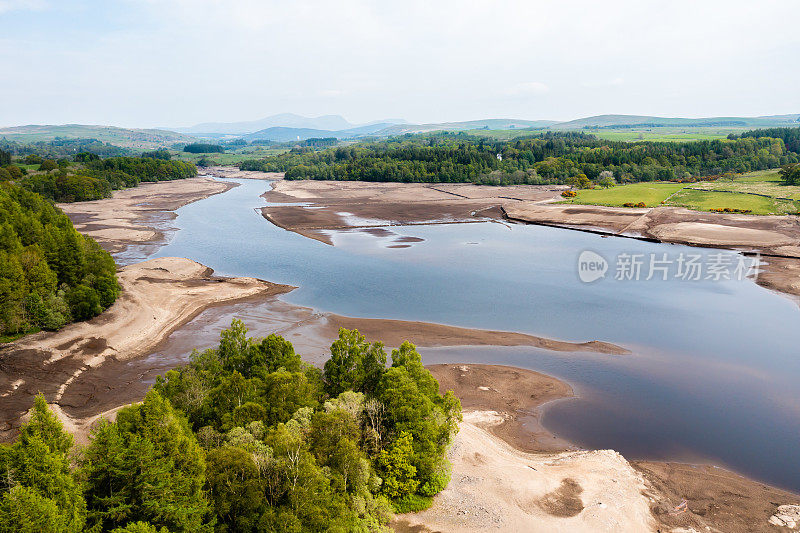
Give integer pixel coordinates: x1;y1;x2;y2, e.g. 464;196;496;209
204;165;283;181
393;364;800;533
0;257;291;441
260;179;566;245
58;176;236;255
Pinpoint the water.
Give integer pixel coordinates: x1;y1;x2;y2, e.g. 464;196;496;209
150;178;800;491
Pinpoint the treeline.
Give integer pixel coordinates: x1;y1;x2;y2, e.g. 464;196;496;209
738;127;800;154
18;156;197;202
0;138;127;159
184;143;224;153
240;131;799;185
0;322;461;532
0;183;118;336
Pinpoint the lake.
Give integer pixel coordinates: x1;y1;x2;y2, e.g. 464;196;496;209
149;177;800;492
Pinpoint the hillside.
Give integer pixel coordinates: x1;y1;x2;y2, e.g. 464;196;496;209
0;124;196;150
550;114;800;130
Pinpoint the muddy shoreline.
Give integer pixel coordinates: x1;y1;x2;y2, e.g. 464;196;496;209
419;364;800;533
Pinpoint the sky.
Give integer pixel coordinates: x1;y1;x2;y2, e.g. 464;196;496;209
1;0;799;128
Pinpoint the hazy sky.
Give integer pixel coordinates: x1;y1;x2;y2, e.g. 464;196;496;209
2;0;799;128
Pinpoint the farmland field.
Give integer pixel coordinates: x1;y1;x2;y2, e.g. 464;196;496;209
560;182;687;207
667;188;799;215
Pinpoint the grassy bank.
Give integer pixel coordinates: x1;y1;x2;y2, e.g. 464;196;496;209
561;170;800;215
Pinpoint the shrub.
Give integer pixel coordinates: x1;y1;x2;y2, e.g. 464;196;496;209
391;493;434;514
38;159;58;172
561;190;577;198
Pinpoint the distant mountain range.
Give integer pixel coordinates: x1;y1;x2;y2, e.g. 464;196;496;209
173;113;408;136
3;114;799;149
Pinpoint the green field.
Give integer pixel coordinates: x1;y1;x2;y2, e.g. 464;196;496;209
562;170;800;215
690;170;800;200
592;130;732;142
561;182;687;207
172;146;288;166
667;188;799;215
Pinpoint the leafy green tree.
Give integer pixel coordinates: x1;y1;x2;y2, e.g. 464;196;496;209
0;395;86;532
0;485;67;533
377;431;418;500
38;160;58;172
780;163;800;185
82;390;212;532
111;522;169;533
323;328;387;396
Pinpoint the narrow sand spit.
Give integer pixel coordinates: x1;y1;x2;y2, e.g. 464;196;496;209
0;257;293;440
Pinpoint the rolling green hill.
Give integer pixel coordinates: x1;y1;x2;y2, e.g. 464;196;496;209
0;124;197;150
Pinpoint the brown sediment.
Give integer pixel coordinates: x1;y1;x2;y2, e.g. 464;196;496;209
0;257;294;441
58;176;237;256
396;363;655;532
203;165;283;181
504;202;800;302
325;316;629;355
427;364;575;453
259;179;566;246
417;363;800;533
634;461;800;533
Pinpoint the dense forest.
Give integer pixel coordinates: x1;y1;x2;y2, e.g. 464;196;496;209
0;182;118;337
184;143;225;154
240;129;800;185
0;323;461;532
738;127;800;154
0;138;127;159
14;156;196;202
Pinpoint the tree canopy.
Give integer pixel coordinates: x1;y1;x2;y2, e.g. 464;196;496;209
1;323;461;531
0;183;118;336
184;143;224;154
18;156;197;202
239;129;800;185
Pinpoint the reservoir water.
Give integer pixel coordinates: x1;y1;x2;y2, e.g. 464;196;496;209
150;178;800;491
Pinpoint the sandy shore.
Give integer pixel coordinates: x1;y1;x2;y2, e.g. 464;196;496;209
395;364;656;532
58;176;237;257
0;257;292;440
392;364;800;533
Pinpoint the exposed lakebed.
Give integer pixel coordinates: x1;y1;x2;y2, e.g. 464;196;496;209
144;178;800;491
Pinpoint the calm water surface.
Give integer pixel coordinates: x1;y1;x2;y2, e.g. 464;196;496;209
150;178;800;491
